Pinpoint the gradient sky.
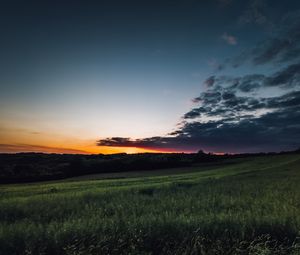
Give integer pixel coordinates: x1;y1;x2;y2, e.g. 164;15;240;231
0;0;300;154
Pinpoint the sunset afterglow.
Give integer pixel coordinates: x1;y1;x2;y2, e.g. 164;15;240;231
0;0;299;154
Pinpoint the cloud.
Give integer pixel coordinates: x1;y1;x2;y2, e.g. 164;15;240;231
96;7;300;154
179;106;300;152
97;79;300;153
0;144;90;154
208;59;224;72
97;102;300;153
239;0;270;27
194;62;299;94
185;89;300;119
97;137;180;152
203;76;216;88
267;91;300;108
231;10;300;68
222;33;237;45
266;63;300;88
262;11;300;62
252;28;300;65
97;62;300;152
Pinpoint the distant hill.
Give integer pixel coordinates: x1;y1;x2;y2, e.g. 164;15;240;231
0;149;299;183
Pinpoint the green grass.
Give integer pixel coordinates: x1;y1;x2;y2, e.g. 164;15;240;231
1;154;300;254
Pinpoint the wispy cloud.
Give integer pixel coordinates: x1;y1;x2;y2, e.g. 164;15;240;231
229;10;300;68
222;33;237;45
0;144;90;154
239;0;267;24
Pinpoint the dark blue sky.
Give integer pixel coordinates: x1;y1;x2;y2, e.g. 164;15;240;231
0;0;299;153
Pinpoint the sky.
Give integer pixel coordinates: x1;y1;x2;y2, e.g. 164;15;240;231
0;0;300;154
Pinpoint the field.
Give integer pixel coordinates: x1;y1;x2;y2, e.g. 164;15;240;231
0;154;300;254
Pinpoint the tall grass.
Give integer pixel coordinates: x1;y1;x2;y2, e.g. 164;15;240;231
0;154;300;254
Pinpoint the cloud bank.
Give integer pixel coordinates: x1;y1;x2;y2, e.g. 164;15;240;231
97;9;300;153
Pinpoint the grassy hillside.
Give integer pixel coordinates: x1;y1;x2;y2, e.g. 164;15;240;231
0;154;300;254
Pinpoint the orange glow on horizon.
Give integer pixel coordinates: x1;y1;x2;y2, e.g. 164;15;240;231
213;152;226;155
0;143;173;154
0;125;185;154
0;121;189;154
88;146;167;154
0;142;228;155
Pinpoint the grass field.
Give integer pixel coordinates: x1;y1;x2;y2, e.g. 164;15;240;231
1;154;300;254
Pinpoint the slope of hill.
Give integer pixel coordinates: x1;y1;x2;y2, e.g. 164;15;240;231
0;153;300;254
